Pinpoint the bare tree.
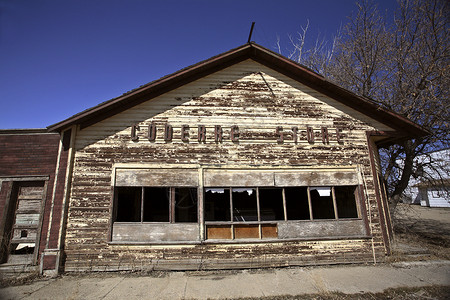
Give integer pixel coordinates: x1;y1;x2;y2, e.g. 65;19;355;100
279;19;340;75
284;0;450;206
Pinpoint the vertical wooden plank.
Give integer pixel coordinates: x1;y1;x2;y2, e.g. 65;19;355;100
307;187;313;220
229;187;233;222
140;187;144;223
230;187;234;239
0;182;15;263
45;134;63;250
108;186;117;242
198;168;204;240
354;186;362;219
256;188;261;238
34;180;48;264
332;186;338;219
170;188;175;223
367;134;391;254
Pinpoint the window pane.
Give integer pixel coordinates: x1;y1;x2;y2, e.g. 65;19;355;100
232;188;257;222
335;186;358;218
285;187;310;220
259;188;284;221
116;187;141;222
205;188;231;221
174;188;198;222
310;187;335;219
143;187;169;222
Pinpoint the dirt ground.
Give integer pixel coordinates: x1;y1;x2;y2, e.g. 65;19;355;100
392;203;450;260
237;286;450;299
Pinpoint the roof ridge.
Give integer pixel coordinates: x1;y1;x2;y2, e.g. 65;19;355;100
46;42;429;140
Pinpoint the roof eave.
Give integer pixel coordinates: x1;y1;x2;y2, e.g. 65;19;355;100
47;42;429;140
47;43;254;132
248;44;429;139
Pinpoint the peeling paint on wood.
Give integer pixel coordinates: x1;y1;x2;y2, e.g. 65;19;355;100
63;60;389;271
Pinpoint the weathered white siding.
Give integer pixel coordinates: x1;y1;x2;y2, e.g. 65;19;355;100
64;59;390;271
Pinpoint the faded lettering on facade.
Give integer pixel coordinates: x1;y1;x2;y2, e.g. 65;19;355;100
130;123;344;144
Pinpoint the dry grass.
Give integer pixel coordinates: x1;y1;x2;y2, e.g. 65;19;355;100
229;285;450;299
392;204;450;260
0;271;40;287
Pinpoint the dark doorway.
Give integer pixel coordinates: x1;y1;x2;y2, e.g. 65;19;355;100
0;181;45;265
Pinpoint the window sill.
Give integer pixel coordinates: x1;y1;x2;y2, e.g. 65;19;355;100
204;235;372;244
108;235;372;246
108;240;202;246
113;222;199;224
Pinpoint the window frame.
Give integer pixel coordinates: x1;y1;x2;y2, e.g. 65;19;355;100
110;165;367;243
204;185;361;224
113;186;198;224
204;185;362;240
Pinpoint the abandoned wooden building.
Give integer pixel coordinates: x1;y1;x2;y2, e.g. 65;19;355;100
0;43;428;275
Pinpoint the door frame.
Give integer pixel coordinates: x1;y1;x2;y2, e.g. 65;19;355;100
0;177;49;265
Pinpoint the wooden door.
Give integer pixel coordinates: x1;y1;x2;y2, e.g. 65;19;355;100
6;182;45;265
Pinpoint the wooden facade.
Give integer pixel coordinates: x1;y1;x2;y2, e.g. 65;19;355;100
1;43;428;274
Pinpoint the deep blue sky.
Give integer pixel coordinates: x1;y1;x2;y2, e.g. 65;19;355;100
0;0;398;129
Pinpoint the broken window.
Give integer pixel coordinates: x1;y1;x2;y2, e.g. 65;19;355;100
259;188;284;221
285;187;310;220
232;188;257;222
205;188;230;221
116;187;141;222
335;186;358;218
174;188;198;222
143;187;170;222
204;185;361;240
115;187;197;223
113;180;361;242
205;187;277;240
310;187;335;219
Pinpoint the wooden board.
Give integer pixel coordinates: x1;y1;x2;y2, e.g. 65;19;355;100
262;224;278;238
115;168;198;186
278;219;367;239
204;170;274;187
234;224;259;239
206;225;232;239
112;223;200;242
275;171;359;186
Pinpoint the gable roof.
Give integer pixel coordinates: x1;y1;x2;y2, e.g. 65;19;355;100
47;42;428;142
